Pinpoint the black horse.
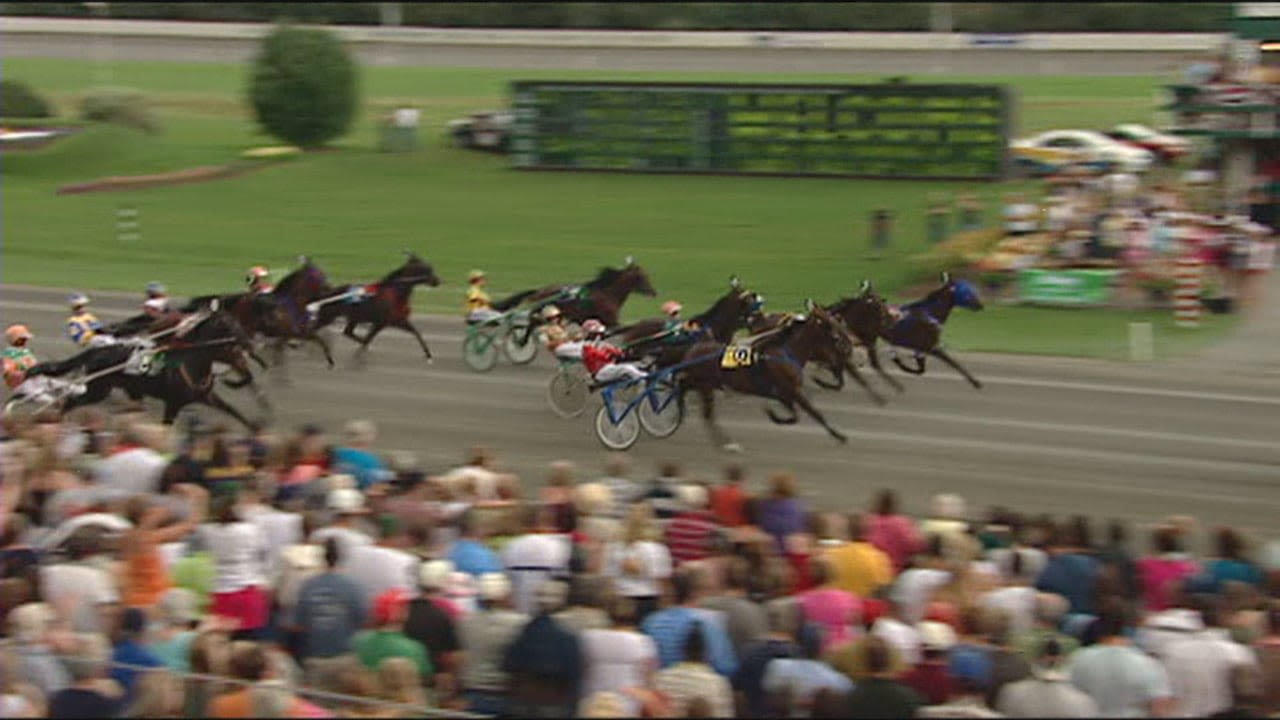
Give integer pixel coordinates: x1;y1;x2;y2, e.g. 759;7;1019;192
878;272;985;389
25;311;267;429
493;257;658;328
614;277;765;370
310;252;443;361
676;302;858;451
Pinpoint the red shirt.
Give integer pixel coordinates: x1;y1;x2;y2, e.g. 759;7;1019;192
582;342;624;376
900;660;954;705
709;484;748;527
664;510;719;565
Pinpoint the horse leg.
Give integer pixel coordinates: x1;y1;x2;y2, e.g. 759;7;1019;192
308;331;336;368
764;400;799;425
929;347;983;389
812;363;846;391
203;389;259;431
843;358;888;406
391;318;433;363
864;340;905;394
696;386;738;453
889;347;927;375
793;391;849;444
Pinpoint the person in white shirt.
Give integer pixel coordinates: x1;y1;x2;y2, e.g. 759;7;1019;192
502;504;572;617
871;594;924;666
1134;580;1204;662
342;515;418;606
236;476;302;584
1161;595;1261;718
39;528;119;634
980;551;1039;640
93;423;168;499
600;503;673;621
581;593;659;716
199;493;271;636
308;484;374;569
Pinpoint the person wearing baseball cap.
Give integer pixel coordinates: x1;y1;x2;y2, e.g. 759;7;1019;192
913;646;999;718
353;588;432;681
458;572;526;715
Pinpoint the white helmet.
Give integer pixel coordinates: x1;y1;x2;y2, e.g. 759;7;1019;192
582;319;606;336
69;292;90;308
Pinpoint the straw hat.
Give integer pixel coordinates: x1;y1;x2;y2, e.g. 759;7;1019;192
477;573;511;602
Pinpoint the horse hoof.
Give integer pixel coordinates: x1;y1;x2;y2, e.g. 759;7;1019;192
835;434;849;445
425;357;434;365
722;442;743;454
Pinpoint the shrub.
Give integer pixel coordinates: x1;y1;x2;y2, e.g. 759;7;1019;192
79;87;162;134
248;24;358;149
0;79;55;118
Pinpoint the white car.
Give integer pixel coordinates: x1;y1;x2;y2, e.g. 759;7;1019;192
1011;129;1155;174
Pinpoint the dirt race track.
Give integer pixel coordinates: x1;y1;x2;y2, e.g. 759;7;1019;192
3;284;1277;537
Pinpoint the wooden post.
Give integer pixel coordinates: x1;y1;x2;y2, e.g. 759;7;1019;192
1174;256;1202;328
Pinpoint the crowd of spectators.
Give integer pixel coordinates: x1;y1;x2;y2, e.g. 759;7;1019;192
2;409;1280;718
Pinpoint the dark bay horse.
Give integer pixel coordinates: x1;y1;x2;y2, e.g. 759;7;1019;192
26;311;267;429
310;252;442;361
493;257;657;328
676;302;857;451
614;277;765;370
182;256;336;368
879;272;985;389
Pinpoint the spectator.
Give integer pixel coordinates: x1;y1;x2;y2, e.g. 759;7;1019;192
655;623;735;717
701;556;769;661
917;645;1001;718
309;481;374;566
119;486;206;609
1135;578;1205;661
871;592;924;666
553;573;610;635
1135;525;1202;613
602;503;673;622
448;508;504;577
47;633;122;719
9;601;71;699
39;528;119;634
375;656;426;714
1094;520;1139;605
735;597;801;718
403;559;463;700
996;636;1097;718
980;606;1033;708
354;588;431;682
503;579;583;718
596;453;639;521
710;463;750;528
148;588;201;673
458;572;527;716
1198;527;1265;594
1162;594;1261;718
331;420;389;492
1034;520;1100;618
762;613;855;718
797;556;862;654
503;503;573;617
200;493;271;639
641;460;686;520
1068;604;1175;717
93;422;168;499
236;475;303;585
109;606;165;707
864;488;925;573
184;629;230;717
839;635;923;718
291;537;367;679
208;641;269;718
580;593;659;710
1254;600;1280;716
344;515;417;606
664;483;719;566
1013;592;1079;664
921;493;973;560
127;668;185;719
903;624;956;700
980;549;1039;639
823;512;894;599
642;565;738;677
757;472;807;553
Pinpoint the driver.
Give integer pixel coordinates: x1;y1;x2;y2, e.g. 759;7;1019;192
541;305;587;360
144;281;171;310
581;319;648;385
2;325;38;390
246;266;274;294
66;293;115;348
465;269;503;324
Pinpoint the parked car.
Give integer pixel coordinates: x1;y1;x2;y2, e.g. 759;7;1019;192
446;110;513;152
1105;123;1191;163
1011;129;1155;175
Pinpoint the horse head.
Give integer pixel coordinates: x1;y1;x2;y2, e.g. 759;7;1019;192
622;263;657;298
951;278;984;311
393;251;442;288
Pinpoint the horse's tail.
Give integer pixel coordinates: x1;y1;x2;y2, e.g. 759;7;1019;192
492;289;537;312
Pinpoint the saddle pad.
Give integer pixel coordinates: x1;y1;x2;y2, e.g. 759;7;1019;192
720;344;756;369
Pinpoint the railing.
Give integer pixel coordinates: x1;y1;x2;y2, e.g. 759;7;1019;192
1164;82;1280;137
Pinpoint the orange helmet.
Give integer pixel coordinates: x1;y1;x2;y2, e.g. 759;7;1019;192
246;266;270;283
662;301;683;317
5;325;32;344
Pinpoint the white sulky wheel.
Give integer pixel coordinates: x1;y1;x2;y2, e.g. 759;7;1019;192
638;377;683;438
594;403;640;451
547;366;588;418
462;327;500;373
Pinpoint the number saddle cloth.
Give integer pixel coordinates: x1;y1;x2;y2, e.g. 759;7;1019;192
719;315;804;369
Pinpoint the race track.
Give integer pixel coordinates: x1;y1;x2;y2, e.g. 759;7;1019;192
4;284;1278;539
0;31;1186;76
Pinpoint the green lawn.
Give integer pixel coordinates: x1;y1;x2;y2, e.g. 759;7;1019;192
2;58;1235;360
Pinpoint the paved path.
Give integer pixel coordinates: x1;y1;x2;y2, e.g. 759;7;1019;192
3;284;1277;541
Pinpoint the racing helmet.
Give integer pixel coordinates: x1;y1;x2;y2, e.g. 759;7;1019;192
145;281;167;298
468;269;486;283
582;319;606;337
5;325;32;344
541;305;562;321
662;300;683;317
246;266;270;283
142;297;168;315
69;292;90;309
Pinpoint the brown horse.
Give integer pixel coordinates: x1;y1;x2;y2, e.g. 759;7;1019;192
676;302;858;452
310;252;443;361
612;276;765;369
492;257;657;328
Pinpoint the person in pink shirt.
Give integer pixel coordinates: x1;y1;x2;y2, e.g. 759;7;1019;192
1135;525;1202;613
863;489;925;573
796;557;862;654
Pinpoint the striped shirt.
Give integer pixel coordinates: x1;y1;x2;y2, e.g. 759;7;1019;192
664;511;719;565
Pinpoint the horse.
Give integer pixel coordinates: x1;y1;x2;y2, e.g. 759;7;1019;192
613;277;765;370
878;272;985;389
309;251;442;361
184;256;337;369
747;281;900;404
24;311;266;429
675;302;858;452
492;257;657;328
103;305;270;392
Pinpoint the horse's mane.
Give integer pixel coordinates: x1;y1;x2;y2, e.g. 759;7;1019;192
692;288;739;326
274;261;324;296
585;266;625;290
903;282;950;312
